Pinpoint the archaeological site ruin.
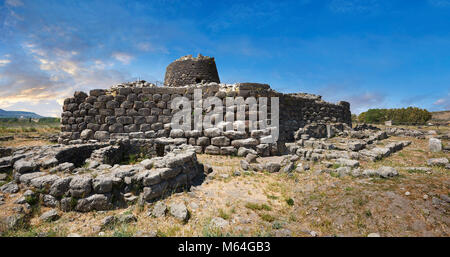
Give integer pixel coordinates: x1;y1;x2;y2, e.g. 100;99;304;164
1;54;448;219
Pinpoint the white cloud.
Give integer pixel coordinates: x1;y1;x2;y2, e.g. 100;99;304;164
0;59;11;66
112;52;133;65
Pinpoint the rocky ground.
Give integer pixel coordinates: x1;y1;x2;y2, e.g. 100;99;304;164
0;125;448;237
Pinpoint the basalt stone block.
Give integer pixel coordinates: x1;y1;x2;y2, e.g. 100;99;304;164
220;146;237;155
151;123;163;130
140;124;151;132
146;116;157;124
152;94;162;101
94;131;110;141
144;101;155;108
98;95;113;102
85;96;97;103
133;116;146;125
126;109;138;116
138;108;150;116
124;124;139;133
134;101;143;109
120;101;133;109
93;102;105;109
211;136;230;146
115;94;126;102
151;108;162;115
106;100;119;109
90;89;106;97
205;145;220;155
80;129;94;140
196;137;210;146
118;87;131;95
87;123;100;131
109;123;124;133
115;108;126;116
99;109;113;116
117;116;133;125
105;116;116;125
127;93;137;102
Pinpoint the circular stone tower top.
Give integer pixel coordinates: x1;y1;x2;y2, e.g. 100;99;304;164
164;54;220;87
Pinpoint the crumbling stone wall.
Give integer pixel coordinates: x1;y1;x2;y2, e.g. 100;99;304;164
164;54;220;87
60;81;351;156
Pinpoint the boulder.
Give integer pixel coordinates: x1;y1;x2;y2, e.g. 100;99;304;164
13;159;38;174
169;202;189;222
80;129;94;140
69;176;92;198
49;177;72;197
39;209;60;222
265;162;281;173
335;158;360;168
427;158;449;167
429;138;442;152
75;194;112;212
0;182;19;193
149;201;167;218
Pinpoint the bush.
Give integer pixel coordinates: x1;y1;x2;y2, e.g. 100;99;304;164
358;107;432;125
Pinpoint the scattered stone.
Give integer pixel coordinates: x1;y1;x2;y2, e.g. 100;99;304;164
40;209;60;222
43;194;59;207
405;191;411;196
245;153;258;163
429;138;442;152
367;233;380;237
240;160;249;170
210;217;229;228
118;213;137;223
0;182;19;193
149;201;167;218
265;162;281;173
335;158;360;168
169;202;189;222
101;215;116;228
427;158;449;167
282;162;295;173
13;159;38;174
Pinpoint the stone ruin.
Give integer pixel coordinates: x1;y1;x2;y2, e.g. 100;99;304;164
0;54;360;215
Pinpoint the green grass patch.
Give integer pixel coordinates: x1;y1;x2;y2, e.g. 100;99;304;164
245;202;272;211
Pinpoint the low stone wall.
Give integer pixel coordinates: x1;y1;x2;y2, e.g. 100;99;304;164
59;81;351;155
1;143;203;212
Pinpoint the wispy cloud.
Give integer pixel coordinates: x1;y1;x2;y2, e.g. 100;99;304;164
5;0;23;7
112;52;133;65
433;94;450;110
328;0;381;14
429;0;450;7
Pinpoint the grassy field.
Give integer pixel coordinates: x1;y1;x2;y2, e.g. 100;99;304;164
0;118;60;147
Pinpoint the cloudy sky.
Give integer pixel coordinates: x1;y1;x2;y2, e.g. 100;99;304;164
1;0;450;117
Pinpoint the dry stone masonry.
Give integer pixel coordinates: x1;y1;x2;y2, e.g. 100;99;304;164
59;54;352;156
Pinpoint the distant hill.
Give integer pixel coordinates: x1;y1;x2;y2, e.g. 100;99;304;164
431;110;450;124
0;109;44;119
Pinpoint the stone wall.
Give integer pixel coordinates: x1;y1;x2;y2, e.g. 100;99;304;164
164;54;220;87
60;81;351;156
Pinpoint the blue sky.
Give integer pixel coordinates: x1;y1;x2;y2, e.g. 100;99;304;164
0;0;449;116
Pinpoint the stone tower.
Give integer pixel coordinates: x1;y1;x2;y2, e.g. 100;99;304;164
164;54;220;87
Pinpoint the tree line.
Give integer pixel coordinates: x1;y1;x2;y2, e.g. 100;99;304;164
356;107;432;125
